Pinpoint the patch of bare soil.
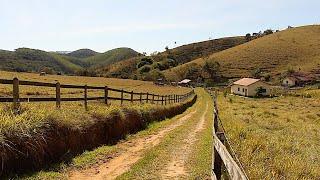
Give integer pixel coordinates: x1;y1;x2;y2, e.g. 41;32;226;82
68;110;197;180
160;103;209;179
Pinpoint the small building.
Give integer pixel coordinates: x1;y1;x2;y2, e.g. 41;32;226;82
231;78;271;97
178;79;191;87
283;76;299;87
283;72;317;87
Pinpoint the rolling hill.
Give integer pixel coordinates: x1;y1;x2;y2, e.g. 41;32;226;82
163;25;320;82
99;36;247;79
0;47;140;74
67;49;98;58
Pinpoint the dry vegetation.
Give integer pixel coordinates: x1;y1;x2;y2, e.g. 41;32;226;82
0;71;190;101
0;71;194;177
216;90;320;179
165;25;320;81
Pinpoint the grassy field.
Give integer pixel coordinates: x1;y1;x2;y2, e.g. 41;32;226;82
164;25;320;81
0;71;190;103
216;90;320;179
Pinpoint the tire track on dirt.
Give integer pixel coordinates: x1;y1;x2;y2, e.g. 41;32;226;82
68;109;198;180
160;102;209;179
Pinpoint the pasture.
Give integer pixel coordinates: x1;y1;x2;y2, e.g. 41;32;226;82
217;90;320;179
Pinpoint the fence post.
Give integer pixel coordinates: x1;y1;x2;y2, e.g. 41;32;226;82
157;95;159;105
56;82;61;109
121;90;124;105
131;91;133;103
162;96;164;105
13;77;20;113
152;94;155;104
104;86;108;105
213;132;225;180
146;92;149;103
84;85;88;110
165;95;167;105
140;92;142;104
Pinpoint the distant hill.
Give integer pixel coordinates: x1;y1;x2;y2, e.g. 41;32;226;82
164;25;320;82
67;49;98;58
0;48;82;73
0;47;140;74
99;36;247;79
80;48;140;68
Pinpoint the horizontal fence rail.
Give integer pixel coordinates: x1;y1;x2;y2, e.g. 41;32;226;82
0;78;195;113
205;88;248;180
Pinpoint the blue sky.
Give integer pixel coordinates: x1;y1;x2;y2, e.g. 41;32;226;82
0;0;319;54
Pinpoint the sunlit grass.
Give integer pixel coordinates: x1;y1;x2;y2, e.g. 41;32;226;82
217;90;320;179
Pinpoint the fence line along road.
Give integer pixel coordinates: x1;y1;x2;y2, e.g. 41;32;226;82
205;88;248;180
0;78;195;112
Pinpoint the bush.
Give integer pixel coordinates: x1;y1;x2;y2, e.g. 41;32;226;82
138;65;151;74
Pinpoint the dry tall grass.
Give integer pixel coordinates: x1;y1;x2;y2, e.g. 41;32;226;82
165;25;320;80
216;90;320;179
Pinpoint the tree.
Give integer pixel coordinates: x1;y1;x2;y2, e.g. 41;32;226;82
245;33;252;42
251;67;262;78
264;29;274;35
202;61;220;80
165;46;169;51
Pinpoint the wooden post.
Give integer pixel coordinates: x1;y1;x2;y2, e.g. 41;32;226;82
13;77;20;113
84;85;88;110
140;92;142;104
213;132;225;180
146;92;149;103
214;110;219;132
131;91;133;103
56;82;61;108
121;90;124;105
165;95;167;105
161;96;164;105
104;86;108;105
157;95;159;105
152;94;155;104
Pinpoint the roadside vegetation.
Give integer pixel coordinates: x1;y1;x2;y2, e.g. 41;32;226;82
216;89;320;179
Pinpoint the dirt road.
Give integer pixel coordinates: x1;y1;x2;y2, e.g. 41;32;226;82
68;89;212;180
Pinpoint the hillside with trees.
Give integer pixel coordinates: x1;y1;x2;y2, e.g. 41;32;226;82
99;36;247;80
0;47;140;75
163;25;320;84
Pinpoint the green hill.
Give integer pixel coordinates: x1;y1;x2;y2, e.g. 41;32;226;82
0;48;82;73
99;36;246;79
80;47;140;68
67;49;98;58
164;25;320;83
0;47;140;74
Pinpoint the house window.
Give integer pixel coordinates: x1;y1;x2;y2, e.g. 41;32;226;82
238;87;240;91
243;88;245;92
261;88;266;93
286;81;288;84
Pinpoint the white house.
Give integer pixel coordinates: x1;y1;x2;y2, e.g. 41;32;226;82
231;78;271;97
283;77;299;87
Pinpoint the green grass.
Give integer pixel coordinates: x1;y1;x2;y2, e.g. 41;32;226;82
216;90;320;179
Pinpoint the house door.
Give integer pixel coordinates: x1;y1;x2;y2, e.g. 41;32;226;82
245;89;248;96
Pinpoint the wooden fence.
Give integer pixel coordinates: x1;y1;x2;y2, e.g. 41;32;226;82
206;89;248;180
0;78;195;112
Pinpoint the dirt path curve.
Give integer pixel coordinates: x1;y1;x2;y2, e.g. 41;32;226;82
68;109;198;180
160;102;209;179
